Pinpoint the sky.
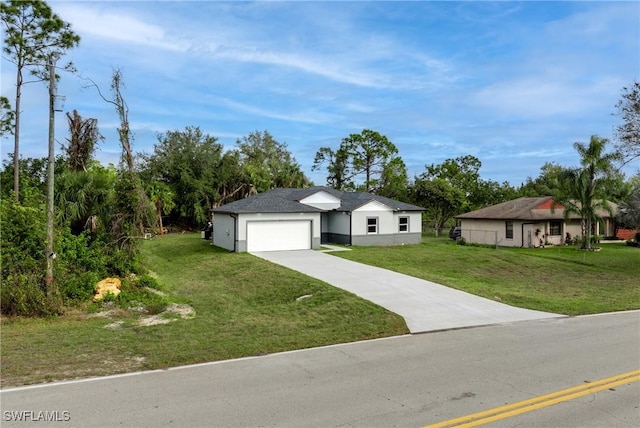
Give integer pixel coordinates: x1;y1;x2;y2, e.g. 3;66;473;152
1;0;639;187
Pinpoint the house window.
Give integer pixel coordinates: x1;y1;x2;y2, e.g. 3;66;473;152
367;217;378;234
549;221;561;236
505;221;514;239
399;217;409;233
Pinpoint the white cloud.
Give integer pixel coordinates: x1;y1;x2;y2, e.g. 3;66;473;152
54;1;458;93
55;3;187;52
214;96;338;125
3;1;637;185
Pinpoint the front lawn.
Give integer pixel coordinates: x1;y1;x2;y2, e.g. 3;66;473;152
2;234;637;388
0;234;406;387
333;237;640;315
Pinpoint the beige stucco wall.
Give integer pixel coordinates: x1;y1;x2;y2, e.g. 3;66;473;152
458;219;521;247
459;219;558;247
458;218;613;247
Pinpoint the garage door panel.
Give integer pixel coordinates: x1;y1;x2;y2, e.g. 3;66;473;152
247;221;311;252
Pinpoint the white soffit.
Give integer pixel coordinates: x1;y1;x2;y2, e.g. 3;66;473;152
354;200;392;212
299;191;341;210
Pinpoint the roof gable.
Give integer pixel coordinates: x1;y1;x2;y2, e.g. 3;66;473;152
339;191;424;212
354;200;392;212
299;190;341;210
535;199;565;210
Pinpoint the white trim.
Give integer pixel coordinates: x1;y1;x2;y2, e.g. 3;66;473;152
366;217;378;234
398;216;409;233
354;200;392;212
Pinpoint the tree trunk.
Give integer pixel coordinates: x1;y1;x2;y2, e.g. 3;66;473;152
13;67;22;202
157;205;164;235
45;58;56;295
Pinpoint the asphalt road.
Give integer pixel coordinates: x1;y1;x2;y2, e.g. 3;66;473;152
2;311;639;428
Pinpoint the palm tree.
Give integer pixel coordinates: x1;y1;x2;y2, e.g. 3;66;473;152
147;182;175;235
55;166;114;235
554;136;621;249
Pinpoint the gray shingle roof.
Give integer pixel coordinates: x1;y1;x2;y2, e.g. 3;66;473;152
212;186;425;214
211;190;324;214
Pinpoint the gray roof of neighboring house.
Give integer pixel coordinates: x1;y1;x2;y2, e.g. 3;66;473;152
212;186;425;214
455;196;617;221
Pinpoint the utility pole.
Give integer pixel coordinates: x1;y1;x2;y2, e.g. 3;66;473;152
45;54;56;295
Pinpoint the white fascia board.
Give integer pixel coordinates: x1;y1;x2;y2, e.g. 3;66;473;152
353;200;392;212
299;190;342;210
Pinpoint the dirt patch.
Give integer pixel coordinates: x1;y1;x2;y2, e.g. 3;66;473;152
137;303;195;326
90;308;130;318
103;320;125;330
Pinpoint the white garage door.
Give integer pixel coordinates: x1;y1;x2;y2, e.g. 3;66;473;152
247;221;311;252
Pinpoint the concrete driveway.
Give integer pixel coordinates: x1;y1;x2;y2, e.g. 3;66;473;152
252;250;562;333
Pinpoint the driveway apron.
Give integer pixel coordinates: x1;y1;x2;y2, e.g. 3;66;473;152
252;250;562;333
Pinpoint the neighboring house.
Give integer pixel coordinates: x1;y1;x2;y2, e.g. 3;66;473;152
454;196;618;248
211;186;424;252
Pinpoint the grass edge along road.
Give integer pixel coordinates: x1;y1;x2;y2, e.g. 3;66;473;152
425;369;640;428
0;234;407;387
334;237;640;316
1;234;638;387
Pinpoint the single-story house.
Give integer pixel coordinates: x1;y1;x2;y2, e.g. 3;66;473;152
454;196;618;248
211;186;425;252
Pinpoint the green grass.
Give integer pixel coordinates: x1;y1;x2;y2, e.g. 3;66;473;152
333;237;640;316
2;234;638;387
0;234;406;387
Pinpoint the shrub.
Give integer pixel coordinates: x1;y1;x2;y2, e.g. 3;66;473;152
1;199;45;277
113;276;170;311
136;274;161;290
106;242;145;276
0;274;61;316
60;271;100;301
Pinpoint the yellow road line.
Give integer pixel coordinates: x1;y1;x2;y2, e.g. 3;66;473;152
425;369;640;428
